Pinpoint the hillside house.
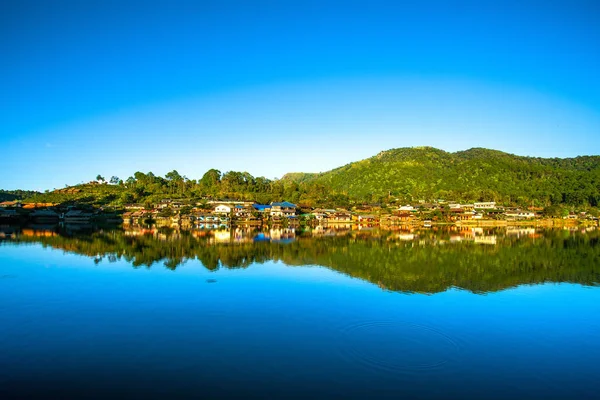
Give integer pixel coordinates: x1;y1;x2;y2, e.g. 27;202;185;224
270;202;296;218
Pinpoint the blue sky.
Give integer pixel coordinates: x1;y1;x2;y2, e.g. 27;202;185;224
1;0;599;190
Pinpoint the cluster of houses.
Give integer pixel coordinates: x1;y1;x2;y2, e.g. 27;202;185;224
2;198;596;226
122;200;299;223
0;201;117;224
121;200;509;225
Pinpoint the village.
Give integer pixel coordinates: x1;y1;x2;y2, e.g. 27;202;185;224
0;198;597;227
118;199;600;227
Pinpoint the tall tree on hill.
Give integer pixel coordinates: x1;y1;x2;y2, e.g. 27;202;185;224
199;169;222;197
165;170;183;195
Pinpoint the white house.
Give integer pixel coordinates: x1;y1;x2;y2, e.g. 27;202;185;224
398;205;414;211
505;210;535;219
214;204;232;214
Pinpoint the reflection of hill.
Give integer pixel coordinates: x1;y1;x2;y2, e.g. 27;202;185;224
5;226;600;294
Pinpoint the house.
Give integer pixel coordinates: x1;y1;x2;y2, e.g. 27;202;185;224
158;199;172;209
311;208;335;221
253;204;272;214
214;204;232;214
505;210;536;219
330;212;353;222
124;204;145;210
474;202;497;209
398;205;414;212
270;202;296;218
312;212;327;221
448;209;475;221
233;204;254;218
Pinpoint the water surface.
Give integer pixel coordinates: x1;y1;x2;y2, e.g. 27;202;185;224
1;225;599;399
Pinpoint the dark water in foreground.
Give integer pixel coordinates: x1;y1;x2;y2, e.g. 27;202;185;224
1;225;599;399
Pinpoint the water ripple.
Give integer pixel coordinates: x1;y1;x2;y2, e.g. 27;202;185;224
337;320;460;373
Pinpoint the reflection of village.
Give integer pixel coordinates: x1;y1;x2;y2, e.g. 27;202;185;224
3;220;596;247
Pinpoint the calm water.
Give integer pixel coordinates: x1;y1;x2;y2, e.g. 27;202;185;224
1;225;599;399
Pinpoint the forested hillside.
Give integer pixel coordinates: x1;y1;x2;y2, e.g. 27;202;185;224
283;147;600;207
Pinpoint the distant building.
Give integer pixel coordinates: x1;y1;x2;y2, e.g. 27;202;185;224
474;202;496;209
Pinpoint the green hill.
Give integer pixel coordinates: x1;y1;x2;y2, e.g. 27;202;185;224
14;147;600;209
284;147;600;206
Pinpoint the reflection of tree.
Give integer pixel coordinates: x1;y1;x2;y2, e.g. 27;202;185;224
10;227;600;294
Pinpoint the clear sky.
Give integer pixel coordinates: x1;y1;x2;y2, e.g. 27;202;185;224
1;0;599;190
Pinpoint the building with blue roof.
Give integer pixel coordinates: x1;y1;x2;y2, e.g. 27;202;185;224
270;201;297;218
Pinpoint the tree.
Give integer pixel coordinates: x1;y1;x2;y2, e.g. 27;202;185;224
120;192;134;204
179;205;193;215
165;170;183;195
96;175;105;183
200;169;222;196
109;176;120;185
543;205;568;218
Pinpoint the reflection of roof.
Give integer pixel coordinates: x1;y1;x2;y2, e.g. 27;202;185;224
253;233;270;242
272;238;295;244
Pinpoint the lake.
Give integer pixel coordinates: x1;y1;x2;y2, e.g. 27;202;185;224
1;224;599;399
